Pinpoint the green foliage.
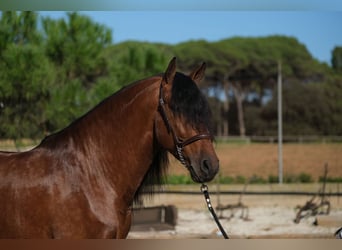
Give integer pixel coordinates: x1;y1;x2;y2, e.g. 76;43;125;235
105;41;173;86
218;175;235;184
0;11;341;141
166;173;319;185
249;175;267;184
269;173;314;183
268;175;279;183
174;35;334;137
0;12;55;140
0;11;42;50
42;12;112;87
41;12;114;133
45;80;89;131
319;176;342;183
297;173;313;183
283;174;298;183
332;46;342;73
235;175;247;184
165;175;193;185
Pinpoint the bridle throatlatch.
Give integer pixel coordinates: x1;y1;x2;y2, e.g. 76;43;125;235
157;80;229;239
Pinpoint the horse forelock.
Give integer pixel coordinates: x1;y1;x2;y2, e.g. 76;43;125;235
170;72;214;134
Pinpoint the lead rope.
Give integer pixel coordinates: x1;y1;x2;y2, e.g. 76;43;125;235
201;184;229;239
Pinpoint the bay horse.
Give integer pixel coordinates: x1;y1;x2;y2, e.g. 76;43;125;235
0;57;219;238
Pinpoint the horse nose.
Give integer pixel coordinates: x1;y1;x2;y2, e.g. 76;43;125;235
201;159;211;176
200;158;219;181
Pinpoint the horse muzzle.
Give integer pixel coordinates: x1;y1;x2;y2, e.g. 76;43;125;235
188;157;219;183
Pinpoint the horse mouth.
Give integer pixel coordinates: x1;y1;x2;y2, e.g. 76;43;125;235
189;167;201;182
187;165;205;183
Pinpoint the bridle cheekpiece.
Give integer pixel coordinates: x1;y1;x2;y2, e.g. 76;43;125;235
157;80;213;167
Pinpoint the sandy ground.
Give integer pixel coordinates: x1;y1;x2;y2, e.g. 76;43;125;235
127;192;342;239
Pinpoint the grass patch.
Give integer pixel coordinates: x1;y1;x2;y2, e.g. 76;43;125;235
164;172;340;185
165;175;193;185
319;176;342;183
269;173;314;183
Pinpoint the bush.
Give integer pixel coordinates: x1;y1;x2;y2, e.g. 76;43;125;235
249;175;267;184
298;172;313;183
319;176;342;183
165;175;193;185
219;175;234;184
268;175;279;183
284;174;298;183
235;175;246;184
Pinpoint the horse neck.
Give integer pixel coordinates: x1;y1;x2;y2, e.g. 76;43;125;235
69;76;161;202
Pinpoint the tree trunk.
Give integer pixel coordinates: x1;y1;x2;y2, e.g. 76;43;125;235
232;84;246;137
222;77;230;136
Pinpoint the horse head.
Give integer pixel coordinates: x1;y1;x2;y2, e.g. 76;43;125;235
155;57;219;183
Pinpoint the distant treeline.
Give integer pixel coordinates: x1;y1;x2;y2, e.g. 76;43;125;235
0;11;342;143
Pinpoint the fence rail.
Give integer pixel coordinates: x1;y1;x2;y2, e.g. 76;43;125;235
150;190;342;196
216;135;342;144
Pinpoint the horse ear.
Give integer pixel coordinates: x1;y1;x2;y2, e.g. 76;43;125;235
163;57;177;84
189;62;206;84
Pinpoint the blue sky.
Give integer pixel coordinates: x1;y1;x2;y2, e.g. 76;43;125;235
40;11;342;64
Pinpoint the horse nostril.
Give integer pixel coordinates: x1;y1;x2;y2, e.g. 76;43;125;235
201;159;211;175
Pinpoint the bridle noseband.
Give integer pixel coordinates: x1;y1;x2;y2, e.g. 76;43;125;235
157;80;212;166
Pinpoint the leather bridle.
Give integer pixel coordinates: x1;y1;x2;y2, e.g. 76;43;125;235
157;80;213;166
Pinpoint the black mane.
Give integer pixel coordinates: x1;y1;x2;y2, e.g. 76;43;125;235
133;72;213;206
